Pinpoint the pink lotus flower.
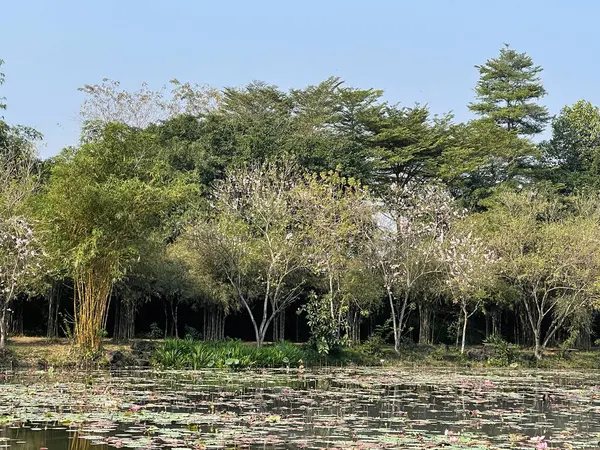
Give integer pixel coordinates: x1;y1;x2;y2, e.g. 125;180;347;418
530;436;547;449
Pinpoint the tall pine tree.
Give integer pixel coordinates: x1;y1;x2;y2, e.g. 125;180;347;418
469;44;549;135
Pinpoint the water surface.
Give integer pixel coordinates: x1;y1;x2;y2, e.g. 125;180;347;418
1;367;600;448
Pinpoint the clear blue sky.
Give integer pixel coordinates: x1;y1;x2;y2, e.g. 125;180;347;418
0;0;597;158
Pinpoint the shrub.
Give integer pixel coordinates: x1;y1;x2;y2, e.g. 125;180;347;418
184;325;201;340
484;334;518;366
148;323;163;339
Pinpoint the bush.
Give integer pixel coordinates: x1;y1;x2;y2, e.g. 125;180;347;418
184;325;201;340
360;321;392;357
484;334;519;366
148;322;163;339
360;334;385;357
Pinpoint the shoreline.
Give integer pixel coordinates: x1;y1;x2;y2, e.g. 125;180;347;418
2;336;600;371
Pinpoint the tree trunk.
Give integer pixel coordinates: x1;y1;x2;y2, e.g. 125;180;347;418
279;311;285;341
204;306;226;341
455;314;461;348
126;300;136;340
418;303;434;345
396;292;410;349
491;309;501;336
9;302;23;336
272;312;281;342
0;305;6;349
220;309;226;340
387;287;399;353
461;306;468;354
347;309;360;345
113;296;121;340
114;298;136;342
74;267;113;351
164;302;169;339
533;330;543;360
47;281;60;339
257;327;266;347
171;301;179;339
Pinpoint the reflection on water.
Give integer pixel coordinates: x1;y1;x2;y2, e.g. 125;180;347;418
1;368;600;449
0;429;108;450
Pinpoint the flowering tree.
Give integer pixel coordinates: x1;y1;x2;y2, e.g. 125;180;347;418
0;109;41;348
185;161;306;347
443;229;498;354
375;181;462;352
0;218;40;347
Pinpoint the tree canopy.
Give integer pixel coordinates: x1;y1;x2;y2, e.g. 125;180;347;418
6;45;600;361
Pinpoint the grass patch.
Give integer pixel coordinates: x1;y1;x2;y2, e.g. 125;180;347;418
6;336;133;368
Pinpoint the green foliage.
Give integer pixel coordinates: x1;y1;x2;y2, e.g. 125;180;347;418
484;334;519;366
148;323;163;339
183;160;306;346
360;322;393;358
154;339;307;369
301;293;344;355
540;100;600;190
469;44;549;135
441;119;537;206
8;48;600;360
296;171;375;345
38;123;196;349
370;104;451;187
475;189;600;359
184;325;201;340
290;77;384;182
41;124;195;275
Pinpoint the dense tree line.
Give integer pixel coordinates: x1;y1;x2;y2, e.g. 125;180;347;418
2;46;600;359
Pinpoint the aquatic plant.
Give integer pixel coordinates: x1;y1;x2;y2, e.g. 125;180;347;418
3;367;600;449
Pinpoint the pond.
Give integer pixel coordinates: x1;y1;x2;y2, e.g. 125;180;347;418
1;367;600;449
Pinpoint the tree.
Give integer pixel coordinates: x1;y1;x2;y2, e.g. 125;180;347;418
78;78;221;130
152;244;199;339
111;239;173;342
443;227;498;354
469;44;549;135
0;218;41;348
169;237;232;341
296;171;375;352
339;258;383;344
440;119;536;207
0;60;43;349
290;77;384;182
40;124;193;351
540;100;600;190
370;105;451;188
215;82;295;164
375;181;460;352
185;162;306;346
479;189;600;359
